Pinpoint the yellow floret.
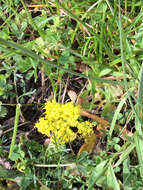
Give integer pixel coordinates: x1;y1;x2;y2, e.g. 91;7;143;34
35;100;94;144
77;121;93;137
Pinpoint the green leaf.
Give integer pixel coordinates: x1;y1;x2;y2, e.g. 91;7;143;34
115;143;135;167
9;152;21;161
88;160;108;189
18;174;33;189
0;87;4;96
0;166;22;179
13;55;32;73
108;95;128;139
123;157;132;190
0;104;7;117
18;89;36;100
107;163;120;190
99;68;112;77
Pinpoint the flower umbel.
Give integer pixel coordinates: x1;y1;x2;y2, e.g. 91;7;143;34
35;100;93;144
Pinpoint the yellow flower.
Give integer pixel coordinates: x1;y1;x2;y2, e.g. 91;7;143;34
77;121;93;137
35;100;94;144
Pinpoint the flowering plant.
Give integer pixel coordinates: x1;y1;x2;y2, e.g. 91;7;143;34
35;100;93;144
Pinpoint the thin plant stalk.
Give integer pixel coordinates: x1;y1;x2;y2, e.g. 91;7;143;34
8;104;21;159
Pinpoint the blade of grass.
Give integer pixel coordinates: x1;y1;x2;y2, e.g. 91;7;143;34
118;0;143;178
118;0;142;129
123;157;131;190
126;11;143;33
136;62;143;126
109;55;135;67
115;143;135;167
87;160;109;190
54;0;114;59
118;0;128;91
99;2;107;64
137;62;143;110
108;95;128;140
134;131;143;178
0;37;121;86
20;0;44;38
70;0;102;44
134;62;143;178
108;163;120;190
0;9;17;29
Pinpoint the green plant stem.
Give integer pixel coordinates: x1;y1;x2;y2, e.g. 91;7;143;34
1;102;43;106
8;104;21;159
34;163;76;167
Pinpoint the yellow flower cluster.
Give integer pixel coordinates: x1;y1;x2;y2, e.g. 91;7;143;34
35;100;93;144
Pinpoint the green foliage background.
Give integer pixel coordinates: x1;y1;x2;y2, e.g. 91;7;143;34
0;0;143;189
